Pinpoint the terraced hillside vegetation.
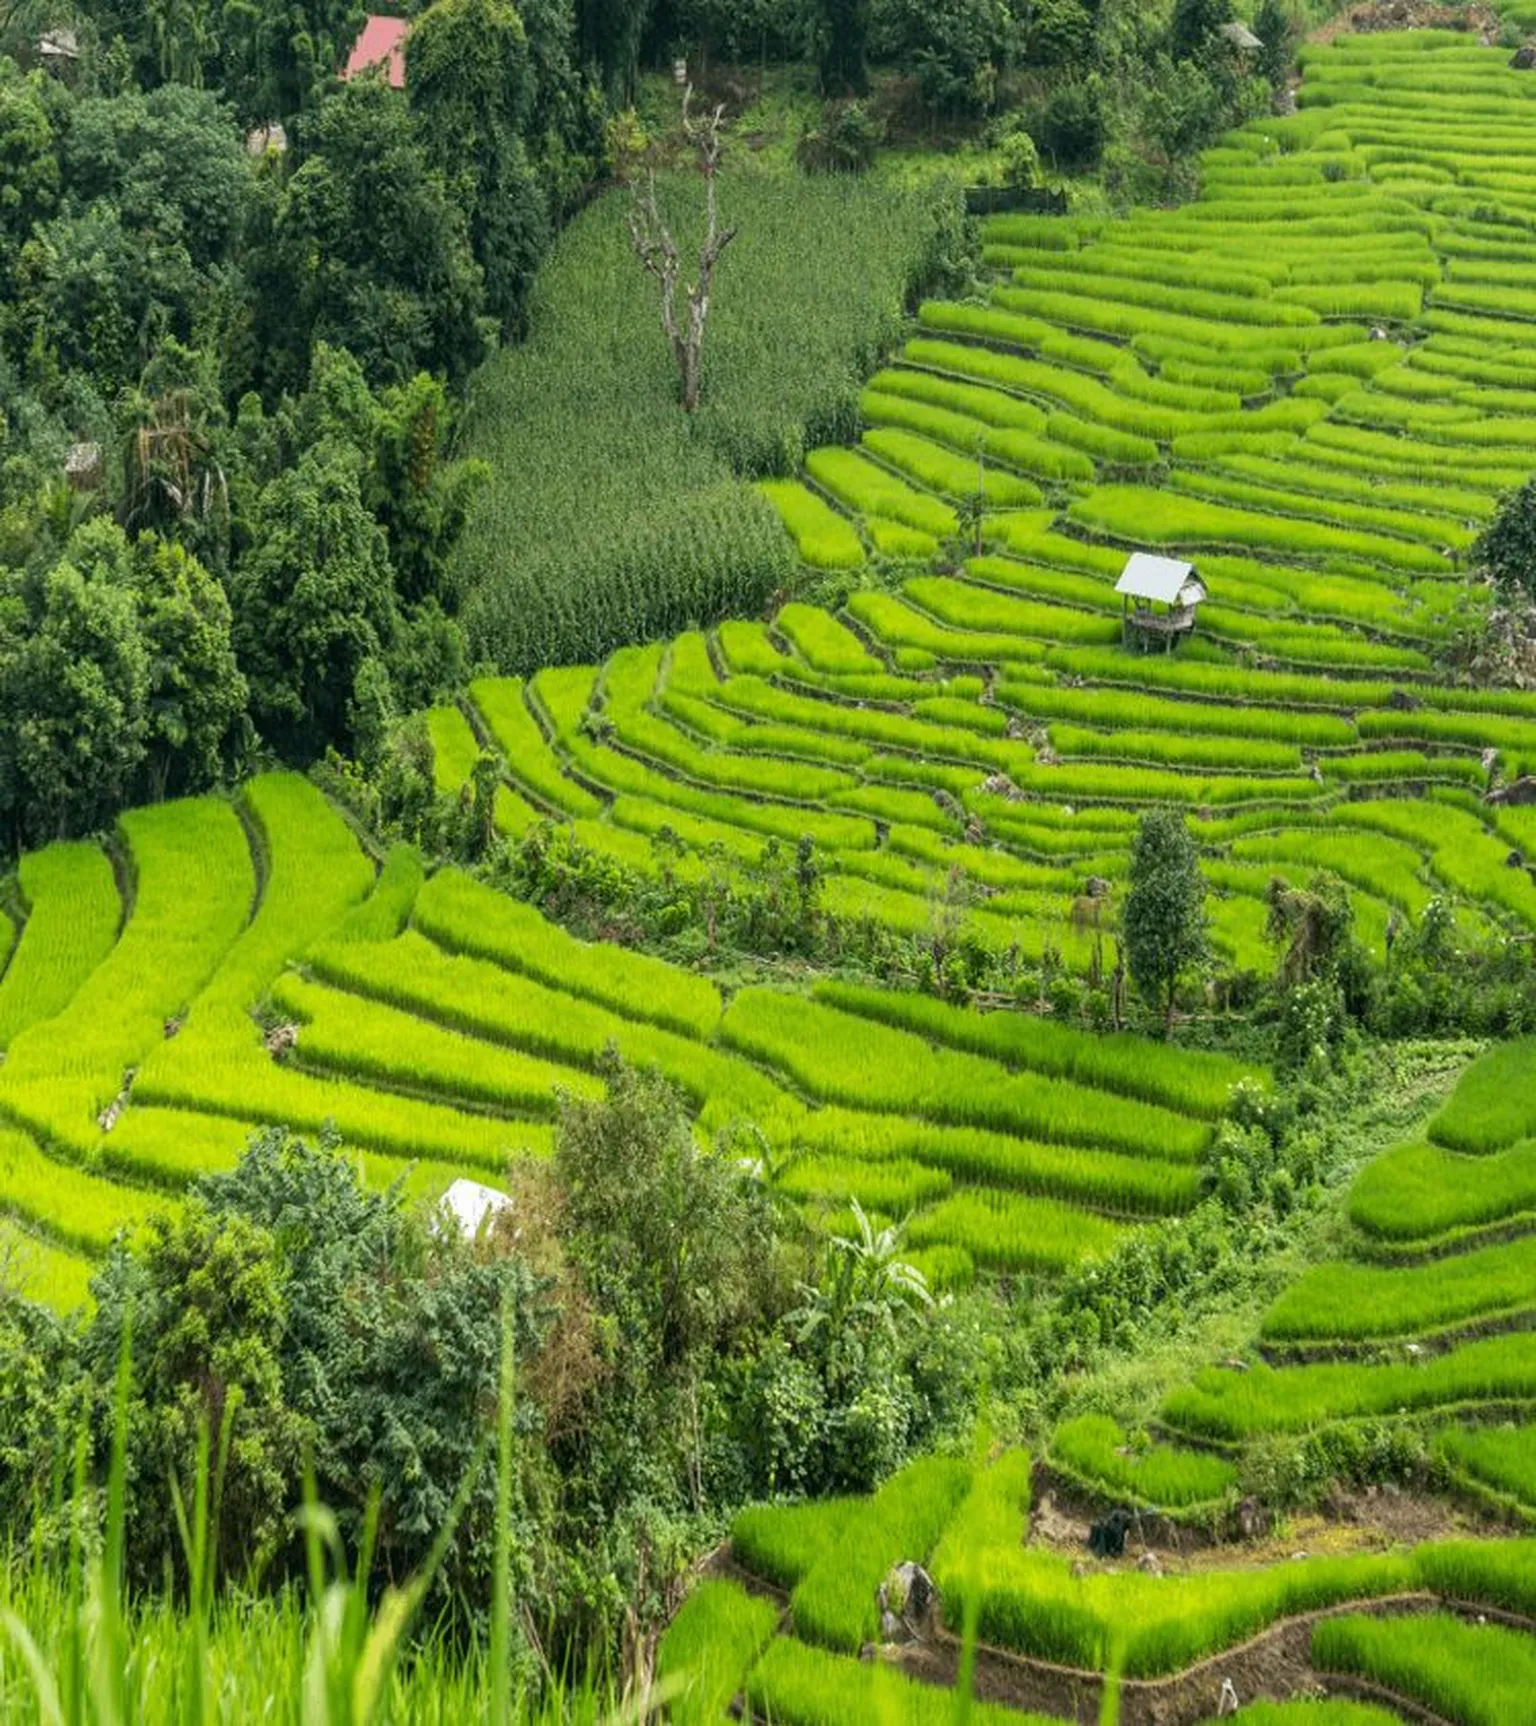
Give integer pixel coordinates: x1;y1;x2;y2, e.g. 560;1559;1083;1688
648;1031;1536;1725
0;772;1260;1308
415;27;1536;986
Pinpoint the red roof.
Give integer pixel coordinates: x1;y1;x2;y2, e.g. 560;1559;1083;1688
343;14;409;89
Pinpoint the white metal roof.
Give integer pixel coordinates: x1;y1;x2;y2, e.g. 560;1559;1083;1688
440;1178;513;1239
1116;552;1202;605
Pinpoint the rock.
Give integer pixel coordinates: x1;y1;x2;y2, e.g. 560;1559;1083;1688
878;1561;937;1642
1083;875;1112;898
1387;686;1423;711
1236;1497;1267;1539
163;1016;182;1039
1137;1550;1162;1576
1488;775;1536;806
266;1023;299;1058
1512;42;1536;68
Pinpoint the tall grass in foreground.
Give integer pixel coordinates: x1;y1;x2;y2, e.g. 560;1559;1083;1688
0;1316;658;1726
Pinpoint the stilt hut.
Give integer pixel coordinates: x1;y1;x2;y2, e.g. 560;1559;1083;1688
1116;553;1206;652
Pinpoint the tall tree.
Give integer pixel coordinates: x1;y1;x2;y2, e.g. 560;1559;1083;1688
218;0;367;126
229;439;397;761
268;78;487;390
1123;809;1208;1034
407;0;550;332
0;540;149;845
574;0;651;103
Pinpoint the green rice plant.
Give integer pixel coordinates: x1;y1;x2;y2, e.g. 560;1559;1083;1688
731;1497;862;1590
760;479;865;570
1262;1234;1536;1343
1045;412;1160;467
720;988;1210;1159
1049;1414;1237;1508
1069;485;1452;576
790;1454;973;1650
1333;801;1536;930
0;1125;163;1256
1429;1038;1536;1153
867;517;940;559
1359;705;1536;756
790;1108;1198;1217
1168;469;1475;551
745;1635;1052;1726
805;447;956;538
811;981;1258;1119
1007;263;1311;326
1438;1423;1536;1516
776;1154;952;1214
467;677;602;816
1228;829;1430;915
0;841;120;1051
330;843;425;945
1414;1537;1536;1615
907;1188;1127;1272
1163;1333;1536;1440
311;929;798;1138
1326;750;1486;791
414;868;723;1039
1050;723;1302;774
862;427;1043;507
1311;1611;1536;1726
654;1580;779;1726
0;797;254;1158
872;364;1048;431
929;1447;1032;1580
424;704;481;794
271;973;599;1119
1349;1138;1536;1246
937;1534;1418;1675
994;677;1356;747
904;575;1120;646
0;1216;95;1311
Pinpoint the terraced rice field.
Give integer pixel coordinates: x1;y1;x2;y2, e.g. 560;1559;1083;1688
406;32;1536;982
0;772;1259;1307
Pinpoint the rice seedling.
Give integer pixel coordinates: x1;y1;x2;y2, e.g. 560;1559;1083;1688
907;1189;1127;1272
731;1498;862;1591
0;1125;163;1256
1348;1137;1536;1245
1163;1333;1536;1440
862;427;1044;507
1312;1610;1536;1726
1429;1038;1536;1153
720;989;1210;1159
1262;1234;1536;1343
760;479;866;570
790;1107;1198;1217
0;841;120;1052
811;981;1258;1118
1438;1423;1536;1515
0;1216;95;1311
805;447;956;538
412;868;722;1039
652;1579;779;1726
0;797;254;1157
424;703;482;794
745;1635;1052;1726
1048;1414;1237;1508
272;973;598;1119
790;1455;972;1650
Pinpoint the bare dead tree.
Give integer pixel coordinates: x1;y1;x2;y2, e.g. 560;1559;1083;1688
627;86;739;414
